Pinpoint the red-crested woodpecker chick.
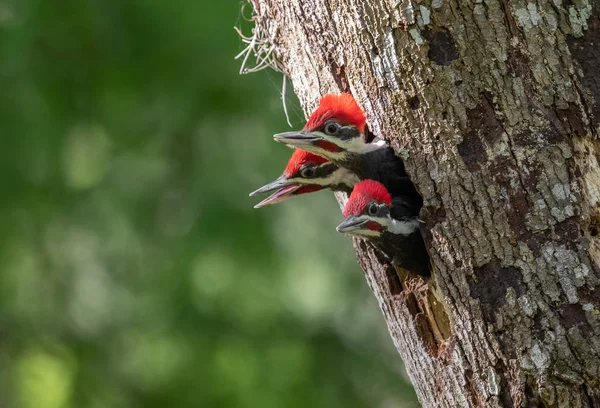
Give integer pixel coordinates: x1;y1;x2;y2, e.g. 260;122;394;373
336;180;430;276
273;93;419;201
249;149;360;208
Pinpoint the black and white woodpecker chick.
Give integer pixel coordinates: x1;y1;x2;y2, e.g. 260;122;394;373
249;149;360;208
336;180;430;277
273;93;420;203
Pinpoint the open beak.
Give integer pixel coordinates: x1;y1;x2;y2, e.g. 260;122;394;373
336;216;371;234
273;131;323;147
253;184;301;208
249;175;293;197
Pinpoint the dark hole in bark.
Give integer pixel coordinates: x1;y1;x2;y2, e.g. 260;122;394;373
408;95;420;110
351;126;432;279
588;210;600;237
371;46;379;56
380;142;430;278
422;28;459;66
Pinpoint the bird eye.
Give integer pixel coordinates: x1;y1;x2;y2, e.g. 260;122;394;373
368;203;378;216
300;167;316;178
325;122;340;135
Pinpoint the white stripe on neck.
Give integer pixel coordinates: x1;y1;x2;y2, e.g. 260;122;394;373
388;218;420;235
346;136;387;153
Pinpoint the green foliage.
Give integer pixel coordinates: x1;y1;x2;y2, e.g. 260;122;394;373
0;1;417;407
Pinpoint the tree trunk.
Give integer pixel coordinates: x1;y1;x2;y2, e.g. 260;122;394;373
249;0;600;406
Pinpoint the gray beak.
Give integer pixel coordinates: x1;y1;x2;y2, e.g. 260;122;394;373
249;175;292;197
336;216;371;234
253;184;302;208
273;131;323;147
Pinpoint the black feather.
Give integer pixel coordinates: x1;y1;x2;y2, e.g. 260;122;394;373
373;196;430;277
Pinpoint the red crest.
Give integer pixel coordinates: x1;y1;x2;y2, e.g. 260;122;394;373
304;93;366;133
343;180;391;218
283;149;328;178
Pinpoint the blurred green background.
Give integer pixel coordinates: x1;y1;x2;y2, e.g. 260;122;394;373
0;1;417;407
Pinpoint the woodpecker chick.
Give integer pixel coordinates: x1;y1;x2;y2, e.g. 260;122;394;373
336;180;430;276
250;149;360;208
273;93;419;200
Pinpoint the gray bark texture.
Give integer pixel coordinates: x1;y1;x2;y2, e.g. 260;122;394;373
249;0;600;406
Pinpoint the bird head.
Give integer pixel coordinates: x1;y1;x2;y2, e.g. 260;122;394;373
337;180;419;237
250;149;358;208
273;93;380;160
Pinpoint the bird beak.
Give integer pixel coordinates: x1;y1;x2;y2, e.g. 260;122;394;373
249;175;293;197
273;131;323;147
336;216;371;234
253;183;302;208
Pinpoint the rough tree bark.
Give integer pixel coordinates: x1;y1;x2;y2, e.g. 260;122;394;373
249;0;600;406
